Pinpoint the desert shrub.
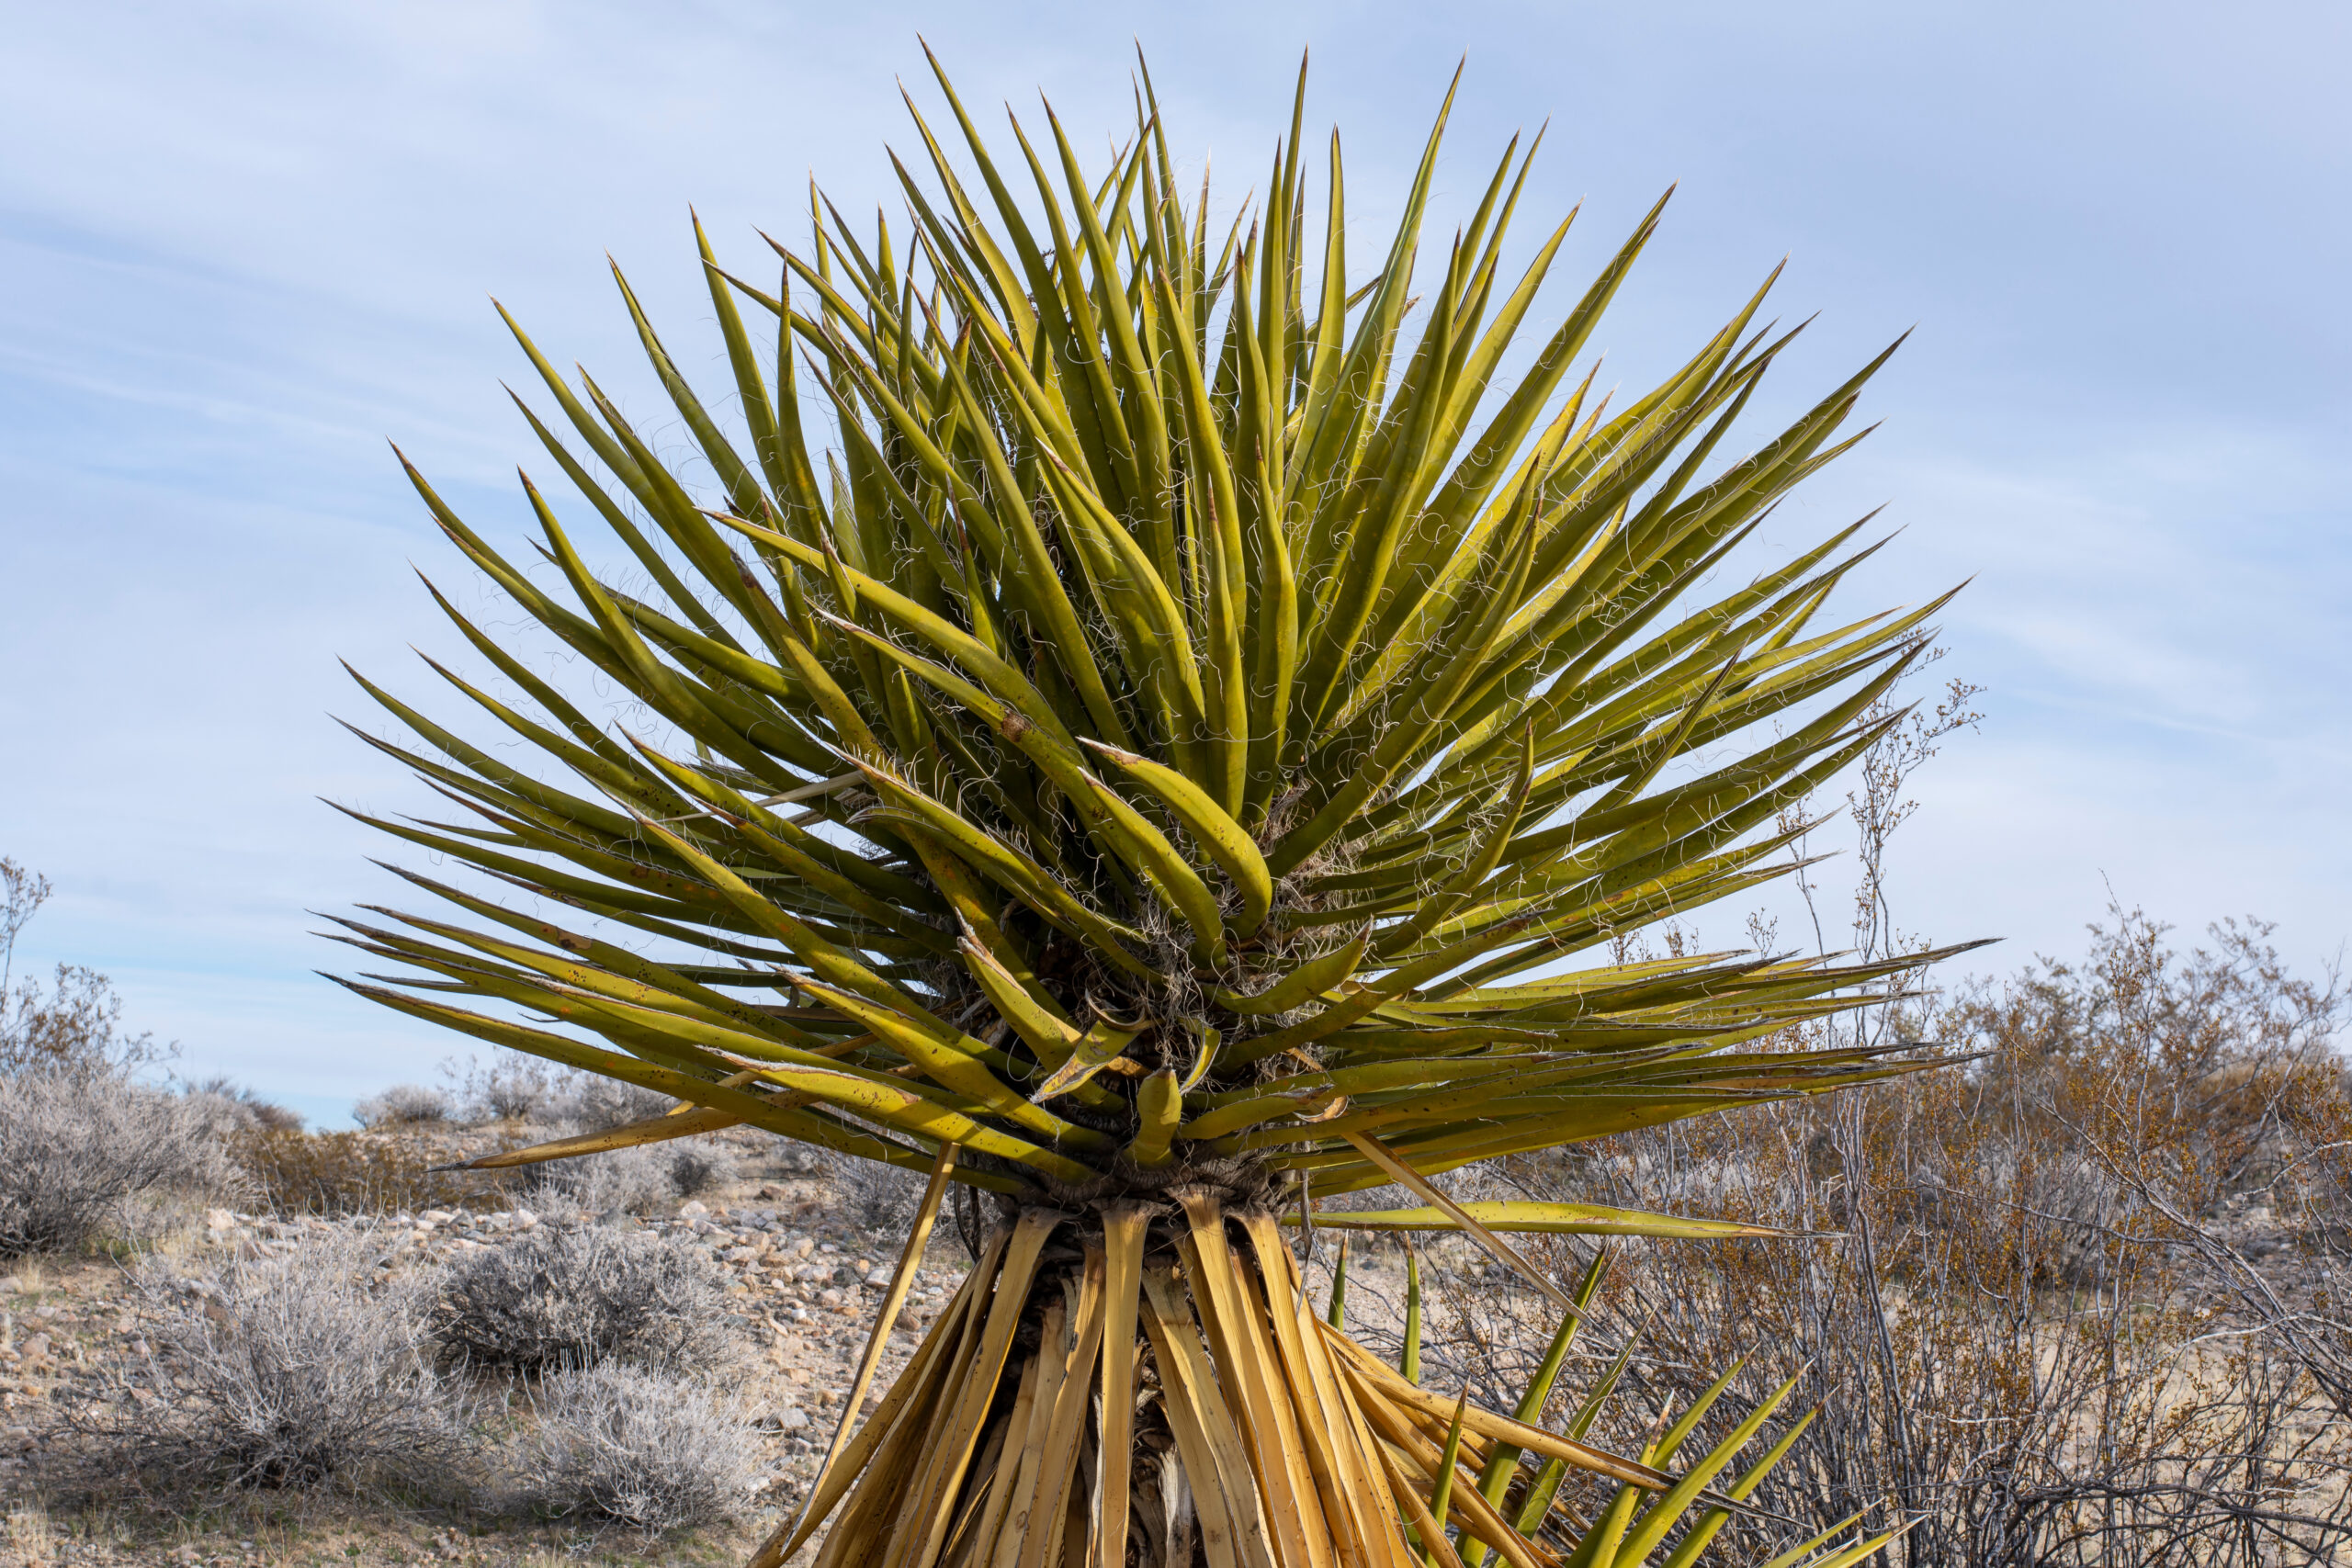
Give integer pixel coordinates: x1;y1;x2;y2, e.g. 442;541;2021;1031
431;1224;737;1376
351;1082;450;1127
2;859;166;1079
519;1138;729;1213
88;1231;468;1495
0;1069;232;1257
0;963;165;1077
1384;910;2352;1568
663;1141;727;1199
447;1053;552;1122
185;1075;302;1134
513;1360;759;1532
232;1127;470;1217
816;1150;924;1233
519;1144;673;1215
548;1070;673;1128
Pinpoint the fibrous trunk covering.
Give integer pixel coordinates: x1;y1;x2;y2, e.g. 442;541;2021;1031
763;1200;1657;1568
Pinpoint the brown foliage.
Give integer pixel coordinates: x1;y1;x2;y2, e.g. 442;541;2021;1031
1375;910;2352;1566
231;1128;507;1217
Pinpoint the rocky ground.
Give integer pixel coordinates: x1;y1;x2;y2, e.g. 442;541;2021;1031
0;1143;974;1568
3;1122;2338;1568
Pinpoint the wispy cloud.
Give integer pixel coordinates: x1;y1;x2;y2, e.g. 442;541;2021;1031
3;1;2345;1121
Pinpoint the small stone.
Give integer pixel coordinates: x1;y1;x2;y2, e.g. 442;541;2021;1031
205;1208;235;1232
777;1406;810;1431
819;1289;844;1308
680;1200;711;1219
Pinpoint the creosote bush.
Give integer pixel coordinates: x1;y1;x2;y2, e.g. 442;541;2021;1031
230;1125;466;1218
430;1223;738;1377
446;1053;555;1122
815;1147;927;1234
0;1068;232;1258
86;1230;469;1496
514;1360;761;1533
3;863;166;1082
351;1081;451;1127
548;1071;674;1130
665;1141;727;1199
518;1140;719;1215
0;856;229;1257
1384;910;2352;1567
184;1074;303;1134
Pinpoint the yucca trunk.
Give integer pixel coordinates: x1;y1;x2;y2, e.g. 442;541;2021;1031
757;1196;1659;1568
334;46;1962;1568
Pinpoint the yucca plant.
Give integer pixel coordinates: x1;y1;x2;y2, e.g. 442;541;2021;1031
327;48;1970;1568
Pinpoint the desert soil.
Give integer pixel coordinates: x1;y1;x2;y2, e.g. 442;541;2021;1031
0;1149;971;1568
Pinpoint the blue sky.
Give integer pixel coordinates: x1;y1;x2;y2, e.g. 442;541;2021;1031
2;2;2345;1126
